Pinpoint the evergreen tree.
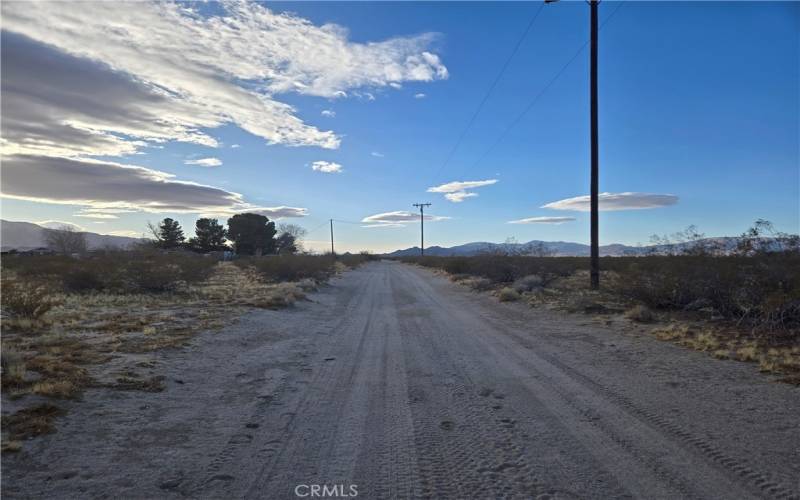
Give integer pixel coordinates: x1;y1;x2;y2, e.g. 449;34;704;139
227;213;276;255
189;218;228;252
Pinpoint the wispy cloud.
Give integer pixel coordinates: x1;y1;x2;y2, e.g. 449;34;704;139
361;210;449;227
321;109;336;118
371;151;385;158
428;179;497;203
230;144;241;149
542;192;679;212
311;161;343;174
185;157;222;167
1;2;447;154
74;212;119;219
414;93;426;99
507;216;576;225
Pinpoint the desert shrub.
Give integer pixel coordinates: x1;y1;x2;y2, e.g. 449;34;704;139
235;255;335;283
63;269;105;292
498;287;521;302
1;349;26;382
1;250;217;294
1;279;55;319
513;275;544;293
624;305;654;323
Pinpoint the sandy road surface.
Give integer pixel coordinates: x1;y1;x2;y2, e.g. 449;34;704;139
4;261;800;499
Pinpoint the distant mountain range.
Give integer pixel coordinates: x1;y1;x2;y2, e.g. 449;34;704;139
1;220;144;251
384;238;742;258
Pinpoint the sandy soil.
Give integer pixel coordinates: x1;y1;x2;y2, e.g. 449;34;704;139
3;261;799;499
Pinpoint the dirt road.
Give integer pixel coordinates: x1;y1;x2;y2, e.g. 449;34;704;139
4;261;799;499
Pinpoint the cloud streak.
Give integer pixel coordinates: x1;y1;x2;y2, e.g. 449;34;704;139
186;157;222;167
542;192;679;212
428;179;497;203
507;216;576;225
1;154;307;218
361;210;449;228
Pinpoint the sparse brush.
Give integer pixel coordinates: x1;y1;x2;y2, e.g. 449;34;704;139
712;349;730;359
513;275;543;293
624;305;655;323
691;332;720;351
653;324;692;341
1;349;26;382
498;287;521;302
736;345;759;362
1;279;56;320
32;380;78;399
465;278;492;291
1;404;67;440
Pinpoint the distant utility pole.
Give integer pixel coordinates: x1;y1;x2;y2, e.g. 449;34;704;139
412;203;431;256
330;219;335;257
546;0;601;289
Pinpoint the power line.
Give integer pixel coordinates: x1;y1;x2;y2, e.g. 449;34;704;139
412;203;432;255
430;1;547;184
457;0;626;179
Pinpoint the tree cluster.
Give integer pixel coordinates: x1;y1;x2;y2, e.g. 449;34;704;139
148;214;305;255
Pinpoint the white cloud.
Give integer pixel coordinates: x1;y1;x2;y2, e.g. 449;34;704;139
1;2;447;155
361;211;449;227
230;144;241;148
428;179;497;203
542;192;679;212
444;192;478;203
507;216;576;225
321;109;336;118
311;161;343;173
414;93;426;99
185;157;223;167
371;151;385;158
74;212;119;219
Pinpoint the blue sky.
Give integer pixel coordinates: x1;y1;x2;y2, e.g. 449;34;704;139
1;1;797;253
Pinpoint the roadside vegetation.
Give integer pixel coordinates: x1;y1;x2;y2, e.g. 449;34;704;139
1;214;372;452
402;220;800;384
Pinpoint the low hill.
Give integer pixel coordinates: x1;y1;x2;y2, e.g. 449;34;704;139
1;220;144;251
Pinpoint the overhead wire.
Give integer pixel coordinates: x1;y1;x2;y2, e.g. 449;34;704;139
429;1;547;185
455;0;626;180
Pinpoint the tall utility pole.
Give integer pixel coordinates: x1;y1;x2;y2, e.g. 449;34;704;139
589;0;600;289
412;203;431;256
329;219;335;257
546;0;601;289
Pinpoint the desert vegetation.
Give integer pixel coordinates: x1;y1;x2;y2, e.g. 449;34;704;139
402;221;800;383
0;214;372;452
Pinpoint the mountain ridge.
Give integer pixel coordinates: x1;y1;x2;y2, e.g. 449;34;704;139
1;219;144;251
383;237;742;257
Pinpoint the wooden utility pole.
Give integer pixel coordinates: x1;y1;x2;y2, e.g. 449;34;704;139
412;203;431;256
330;219;335;257
589;0;600;289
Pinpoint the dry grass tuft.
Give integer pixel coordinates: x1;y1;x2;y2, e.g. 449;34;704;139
1;349;26;383
498;287;521;302
31;380;79;399
624;305;655;323
112;375;166;392
736;345;759;362
1;404;67;440
652;324;692;341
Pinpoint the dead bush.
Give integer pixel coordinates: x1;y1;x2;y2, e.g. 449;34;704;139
1;279;55;319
